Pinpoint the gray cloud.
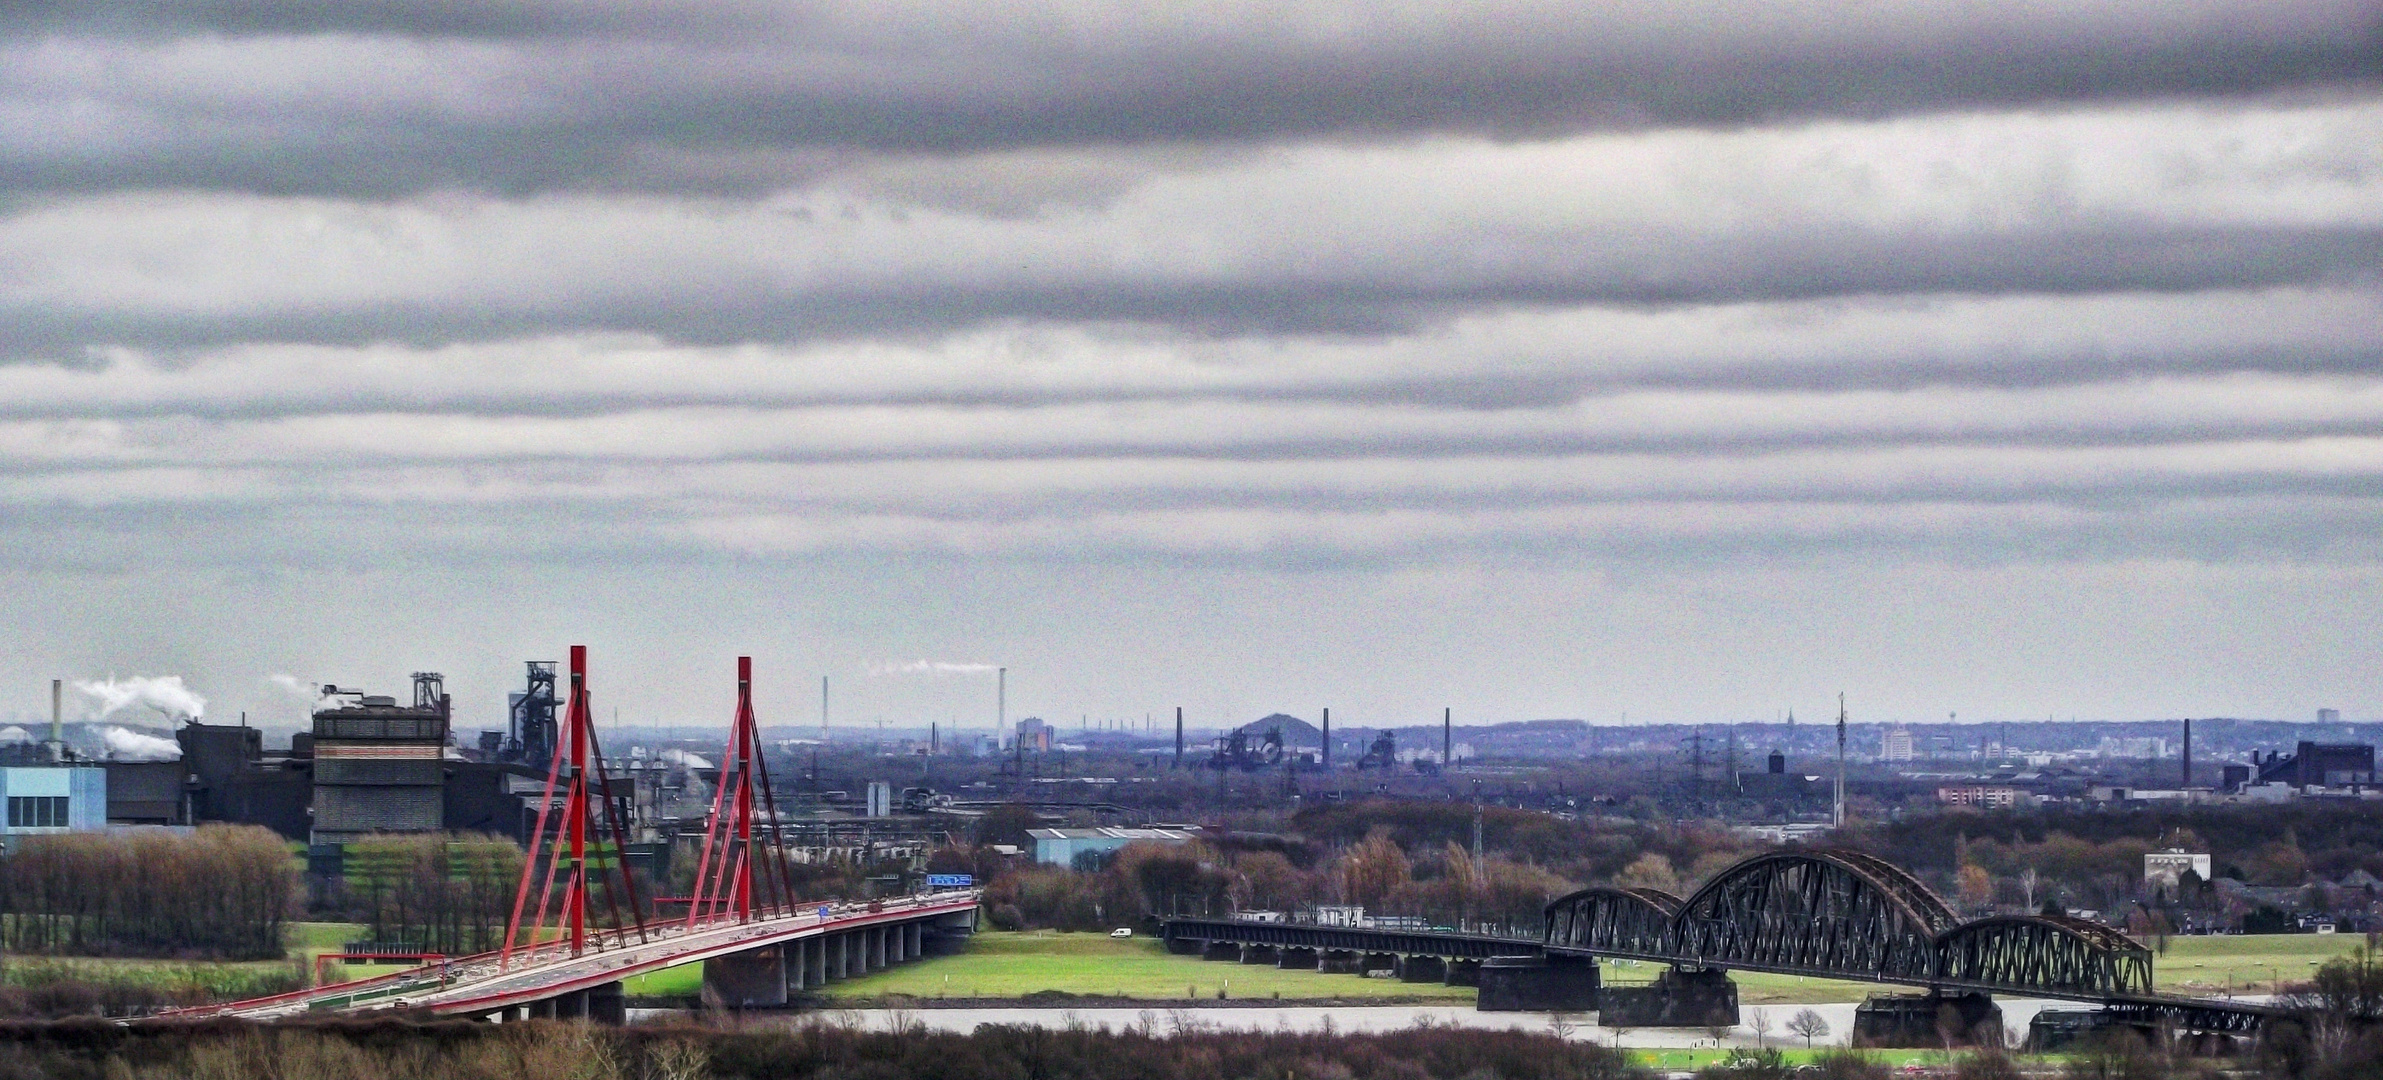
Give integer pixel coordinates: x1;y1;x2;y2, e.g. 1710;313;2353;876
4;3;2382;723
3;3;2378;196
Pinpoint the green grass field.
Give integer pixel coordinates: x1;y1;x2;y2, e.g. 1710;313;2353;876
2150;931;2371;995
0;922;371;998
552;925;2383;1005
625;930;1479;1002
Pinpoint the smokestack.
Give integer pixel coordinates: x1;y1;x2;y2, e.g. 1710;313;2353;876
822;675;830;741
1174;706;1183;767
1322;707;1330;769
50;679;61;745
2183;718;2192;788
931;721;938;755
1444;707;1452;769
1834;693;1848;828
997;668;1006;732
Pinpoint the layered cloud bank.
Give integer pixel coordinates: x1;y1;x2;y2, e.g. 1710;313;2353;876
2;2;2378;718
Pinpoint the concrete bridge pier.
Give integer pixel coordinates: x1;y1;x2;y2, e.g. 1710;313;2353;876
1478;954;1601;1012
1592;966;1734;1027
1400;955;1448;983
1277;946;1319;970
1240;944;1280;965
587;981;626;1025
1318;949;1362;974
1443;959;1481;986
1202;941;1243;961
1360;952;1399;977
787;938;810;993
704;944;791;1008
1854;992;2002;1049
831;933;851;979
1166;934;1205;955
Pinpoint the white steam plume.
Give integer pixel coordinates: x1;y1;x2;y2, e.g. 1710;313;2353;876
101;725;182;761
75;675;206;721
659;748;714;770
868;660;1000;676
267;673;340;710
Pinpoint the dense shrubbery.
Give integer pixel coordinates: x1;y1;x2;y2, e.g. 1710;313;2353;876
0;1015;1645;1080
325;834;523;956
976;797;1768;935
0;826;295;960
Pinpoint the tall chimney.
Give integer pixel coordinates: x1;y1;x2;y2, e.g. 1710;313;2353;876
1322;707;1330;769
1834;693;1848;828
50;678;62;747
1444;707;1452;769
1174;706;1183;768
821;675;830;741
997;668;1006;732
2183;718;2192;788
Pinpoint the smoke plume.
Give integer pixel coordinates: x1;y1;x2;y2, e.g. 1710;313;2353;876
659;748;714;770
267;673;340;710
75;675;206;721
100;725;183;761
869;660;1000;676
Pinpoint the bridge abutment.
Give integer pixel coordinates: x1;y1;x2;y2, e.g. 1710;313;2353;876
1477;954;1601;1012
1853;991;2001;1049
1590;966;1733;1027
1444;959;1481;986
1166;934;1204;955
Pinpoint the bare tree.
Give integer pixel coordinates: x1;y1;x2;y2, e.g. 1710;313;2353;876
1787;1008;1831;1048
1749;1008;1773;1048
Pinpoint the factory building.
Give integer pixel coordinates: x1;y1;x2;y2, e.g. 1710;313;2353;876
1028;825;1200;867
2255;742;2377;789
0;765;106;849
308;673;452;845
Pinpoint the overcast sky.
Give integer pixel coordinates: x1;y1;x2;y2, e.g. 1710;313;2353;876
3;2;2380;736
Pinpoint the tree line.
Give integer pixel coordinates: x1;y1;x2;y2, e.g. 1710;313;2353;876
0;1015;1643;1080
0;826;295;960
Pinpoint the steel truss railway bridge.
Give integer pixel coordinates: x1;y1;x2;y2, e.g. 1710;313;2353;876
1169;849;2279;1046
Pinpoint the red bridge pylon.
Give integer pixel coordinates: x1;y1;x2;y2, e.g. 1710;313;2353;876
502;645;648;967
685;656;801;926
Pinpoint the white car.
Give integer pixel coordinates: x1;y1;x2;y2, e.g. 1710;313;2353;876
1109;927;1134;938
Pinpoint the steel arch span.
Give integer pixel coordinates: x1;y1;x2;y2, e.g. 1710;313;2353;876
1543;886;1681;958
1672;849;1958;981
1936;915;2152;997
1541;849;2159;1002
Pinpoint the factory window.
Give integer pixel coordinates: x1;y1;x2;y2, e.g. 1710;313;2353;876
6;796;69;828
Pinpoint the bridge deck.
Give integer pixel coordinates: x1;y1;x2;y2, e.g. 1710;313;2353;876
182;891;981;1021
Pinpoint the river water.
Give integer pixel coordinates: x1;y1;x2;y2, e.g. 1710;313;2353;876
636;1000;2083;1050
